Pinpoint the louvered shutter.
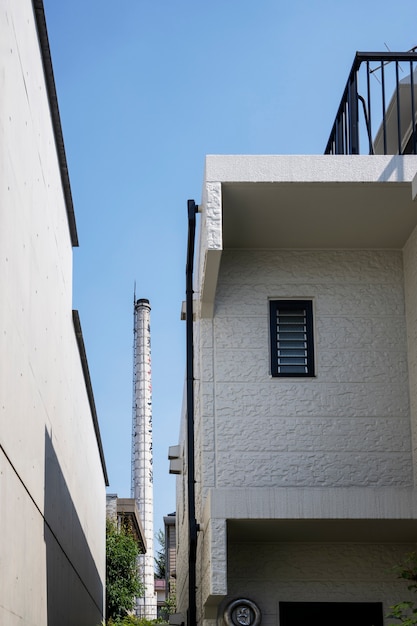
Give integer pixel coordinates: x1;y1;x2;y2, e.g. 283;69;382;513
270;300;314;377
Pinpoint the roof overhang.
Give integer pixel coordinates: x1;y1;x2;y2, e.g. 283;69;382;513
116;498;147;553
197;155;417;317
32;0;78;246
227;518;417;543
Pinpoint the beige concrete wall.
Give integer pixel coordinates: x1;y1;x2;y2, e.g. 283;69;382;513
0;1;106;623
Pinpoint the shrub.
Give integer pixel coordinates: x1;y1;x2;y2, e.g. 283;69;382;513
388;552;417;625
106;519;143;621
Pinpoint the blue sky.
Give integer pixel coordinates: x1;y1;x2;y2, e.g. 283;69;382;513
43;0;417;533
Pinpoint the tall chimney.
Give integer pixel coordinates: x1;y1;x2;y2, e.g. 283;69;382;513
131;298;156;619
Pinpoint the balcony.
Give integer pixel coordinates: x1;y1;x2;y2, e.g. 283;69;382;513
325;51;417;155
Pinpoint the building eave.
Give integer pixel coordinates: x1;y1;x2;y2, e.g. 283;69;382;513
198;154;417;318
73;311;109;486
116;498;147;553
32;0;79;247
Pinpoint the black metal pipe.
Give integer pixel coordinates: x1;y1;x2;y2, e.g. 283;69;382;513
381;60;387;154
366;61;374;154
410;61;417;154
348;69;359;154
358;95;374;154
395;61;402;154
186;199;198;626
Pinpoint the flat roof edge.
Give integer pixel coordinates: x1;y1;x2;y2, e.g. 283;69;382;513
204;154;417;185
32;0;79;247
72;310;109;486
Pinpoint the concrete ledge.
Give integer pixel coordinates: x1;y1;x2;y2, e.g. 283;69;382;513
208;486;417;521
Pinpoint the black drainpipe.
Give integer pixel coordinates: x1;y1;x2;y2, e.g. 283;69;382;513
186;199;198;626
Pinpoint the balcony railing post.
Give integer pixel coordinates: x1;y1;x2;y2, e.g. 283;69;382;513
410;61;417;154
395;61;402;154
366;61;373;154
348;69;360;154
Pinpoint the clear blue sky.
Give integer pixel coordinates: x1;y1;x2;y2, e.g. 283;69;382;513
43;0;417;533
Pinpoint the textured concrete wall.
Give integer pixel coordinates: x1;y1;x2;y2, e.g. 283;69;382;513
0;2;106;624
176;156;417;625
188;247;414;623
197;249;411;499
403;223;417;482
222;541;415;626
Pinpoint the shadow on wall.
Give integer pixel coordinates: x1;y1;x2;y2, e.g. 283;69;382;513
44;429;103;625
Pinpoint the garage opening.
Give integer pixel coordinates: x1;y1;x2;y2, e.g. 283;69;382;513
279;601;383;625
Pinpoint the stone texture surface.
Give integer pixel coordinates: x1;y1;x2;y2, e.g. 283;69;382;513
222;541;415;625
404;223;417;481
196;249;412;493
178;239;417;624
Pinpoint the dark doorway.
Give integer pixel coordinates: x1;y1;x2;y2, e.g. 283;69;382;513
279;602;383;626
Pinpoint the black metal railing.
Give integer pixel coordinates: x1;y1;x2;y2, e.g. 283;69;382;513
325;51;417;155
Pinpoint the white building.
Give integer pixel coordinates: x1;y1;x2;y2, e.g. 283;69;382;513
176;152;417;626
174;51;417;626
174;140;417;626
0;1;108;624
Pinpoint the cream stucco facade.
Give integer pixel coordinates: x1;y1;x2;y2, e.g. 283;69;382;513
175;155;417;625
0;1;107;624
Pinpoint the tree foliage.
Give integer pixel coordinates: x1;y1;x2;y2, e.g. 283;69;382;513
154;528;176;621
388;552;417;625
107;617;155;626
154;528;166;580
159;593;176;622
106;519;143;621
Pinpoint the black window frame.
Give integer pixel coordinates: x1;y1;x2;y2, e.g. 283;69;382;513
269;299;315;378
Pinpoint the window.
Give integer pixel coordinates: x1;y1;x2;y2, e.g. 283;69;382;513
269;300;315;377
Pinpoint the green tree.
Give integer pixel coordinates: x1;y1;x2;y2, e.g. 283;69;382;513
388;552;417;625
106;518;143;621
154;528;166;579
154;528;176;621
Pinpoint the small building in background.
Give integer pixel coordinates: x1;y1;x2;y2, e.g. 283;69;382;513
106;494;147;555
164;513;177;601
155;578;167;619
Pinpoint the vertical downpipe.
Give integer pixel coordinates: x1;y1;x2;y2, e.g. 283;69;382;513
186;199;198;626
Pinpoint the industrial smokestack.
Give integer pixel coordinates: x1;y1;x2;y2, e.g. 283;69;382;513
131;298;156;619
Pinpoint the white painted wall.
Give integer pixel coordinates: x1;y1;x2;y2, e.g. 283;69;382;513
198;249;411;496
0;2;106;623
191;247;415;623
177;246;416;622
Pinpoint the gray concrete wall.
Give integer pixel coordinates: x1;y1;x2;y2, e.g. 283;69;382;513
0;2;106;623
222;540;415;626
